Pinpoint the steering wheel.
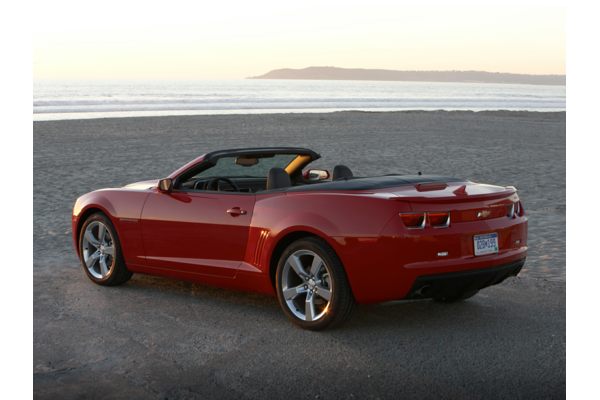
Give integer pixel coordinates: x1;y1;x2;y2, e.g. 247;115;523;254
206;177;240;192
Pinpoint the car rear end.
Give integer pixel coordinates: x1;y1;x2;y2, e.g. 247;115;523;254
376;180;528;301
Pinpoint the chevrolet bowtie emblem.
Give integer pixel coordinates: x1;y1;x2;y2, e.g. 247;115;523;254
477;210;490;218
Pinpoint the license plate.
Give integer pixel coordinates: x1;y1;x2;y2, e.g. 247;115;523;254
474;233;499;256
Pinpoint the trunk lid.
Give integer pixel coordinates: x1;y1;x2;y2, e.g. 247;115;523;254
380;181;520;224
384;181;517;203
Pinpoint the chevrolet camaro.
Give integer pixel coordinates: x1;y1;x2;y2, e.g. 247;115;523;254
72;147;528;330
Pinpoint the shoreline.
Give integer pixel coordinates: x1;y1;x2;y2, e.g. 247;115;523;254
33;108;566;123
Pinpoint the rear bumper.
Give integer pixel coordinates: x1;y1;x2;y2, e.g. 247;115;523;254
405;258;525;300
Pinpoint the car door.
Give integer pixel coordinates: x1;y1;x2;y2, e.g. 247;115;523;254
140;188;256;277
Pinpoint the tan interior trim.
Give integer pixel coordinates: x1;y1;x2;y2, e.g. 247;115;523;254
284;154;312;175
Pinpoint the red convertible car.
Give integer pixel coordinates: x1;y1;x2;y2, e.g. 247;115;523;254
73;147;527;330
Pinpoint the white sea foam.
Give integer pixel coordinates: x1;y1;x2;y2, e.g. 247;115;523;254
33;79;566;121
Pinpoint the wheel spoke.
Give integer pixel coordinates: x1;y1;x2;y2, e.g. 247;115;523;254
84;229;100;247
86;251;100;268
103;245;115;257
305;291;316;321
99;256;109;276
282;249;334;323
98;224;107;244
288;254;308;278
315;285;331;301
309;255;323;276
283;285;307;300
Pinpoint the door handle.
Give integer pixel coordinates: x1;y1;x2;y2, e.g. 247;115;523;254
226;207;247;216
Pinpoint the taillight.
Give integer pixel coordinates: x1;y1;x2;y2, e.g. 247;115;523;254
429;212;450;228
507;203;515;218
400;213;426;229
515;201;524;217
400;212;450;228
507;201;525;218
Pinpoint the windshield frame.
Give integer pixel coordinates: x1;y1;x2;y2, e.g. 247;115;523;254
172;149;319;192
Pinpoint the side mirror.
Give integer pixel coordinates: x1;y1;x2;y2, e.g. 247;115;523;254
304;169;330;182
158;178;173;193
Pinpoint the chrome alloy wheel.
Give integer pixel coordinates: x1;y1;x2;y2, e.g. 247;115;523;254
281;249;333;322
82;221;115;279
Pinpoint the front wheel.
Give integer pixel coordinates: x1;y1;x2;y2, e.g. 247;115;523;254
275;237;355;330
79;212;132;286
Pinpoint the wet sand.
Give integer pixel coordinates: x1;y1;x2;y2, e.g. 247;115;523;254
33;111;565;399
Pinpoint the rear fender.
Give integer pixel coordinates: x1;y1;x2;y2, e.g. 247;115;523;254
260;212;342;268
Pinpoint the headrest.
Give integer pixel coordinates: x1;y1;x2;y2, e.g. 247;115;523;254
266;167;291;190
332;165;354;180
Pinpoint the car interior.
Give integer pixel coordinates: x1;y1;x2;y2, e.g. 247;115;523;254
175;153;354;193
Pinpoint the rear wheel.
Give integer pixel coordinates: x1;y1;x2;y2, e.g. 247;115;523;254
79;213;132;286
275;237;354;330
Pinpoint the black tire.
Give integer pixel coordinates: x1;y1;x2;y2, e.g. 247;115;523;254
275;237;355;330
434;289;479;303
78;212;132;286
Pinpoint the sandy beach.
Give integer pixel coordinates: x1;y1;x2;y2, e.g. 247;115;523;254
33;111;565;398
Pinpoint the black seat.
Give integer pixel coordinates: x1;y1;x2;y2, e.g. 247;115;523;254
266;167;291;190
332;165;353;180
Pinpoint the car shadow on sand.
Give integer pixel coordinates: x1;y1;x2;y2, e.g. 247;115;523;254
119;272;514;334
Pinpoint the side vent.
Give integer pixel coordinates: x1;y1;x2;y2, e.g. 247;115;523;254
253;229;270;267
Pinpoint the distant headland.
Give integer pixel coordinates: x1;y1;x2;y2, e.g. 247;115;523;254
249;66;565;86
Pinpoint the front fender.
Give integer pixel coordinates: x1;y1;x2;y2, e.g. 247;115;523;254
72;189;151;264
72;191;120;254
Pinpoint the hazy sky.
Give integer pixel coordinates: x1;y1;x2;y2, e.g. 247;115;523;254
33;2;565;80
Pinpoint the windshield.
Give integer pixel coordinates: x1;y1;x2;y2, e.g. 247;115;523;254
191;154;298;179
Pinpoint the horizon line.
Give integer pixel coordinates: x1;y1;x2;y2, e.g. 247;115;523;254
34;67;566;83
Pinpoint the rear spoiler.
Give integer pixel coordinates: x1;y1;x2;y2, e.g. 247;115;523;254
393;186;518;203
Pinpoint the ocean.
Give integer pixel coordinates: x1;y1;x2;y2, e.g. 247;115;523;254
33;79;565;121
